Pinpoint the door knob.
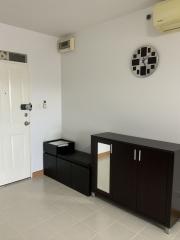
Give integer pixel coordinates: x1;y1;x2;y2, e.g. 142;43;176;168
24;121;30;126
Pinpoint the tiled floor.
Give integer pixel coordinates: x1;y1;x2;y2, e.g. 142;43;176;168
0;176;179;240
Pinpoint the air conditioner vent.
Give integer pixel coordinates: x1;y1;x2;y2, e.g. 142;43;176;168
58;37;75;53
0;50;27;63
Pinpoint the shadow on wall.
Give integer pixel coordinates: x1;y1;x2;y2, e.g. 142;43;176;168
146;12;162;37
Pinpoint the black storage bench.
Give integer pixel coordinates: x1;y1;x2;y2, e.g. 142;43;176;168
43;139;91;196
57;151;91;196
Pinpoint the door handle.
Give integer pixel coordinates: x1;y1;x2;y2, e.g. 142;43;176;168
24;121;30;126
110;144;112;154
139;150;141;162
134;149;137;160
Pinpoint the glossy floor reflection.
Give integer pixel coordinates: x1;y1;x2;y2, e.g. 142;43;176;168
0;176;179;240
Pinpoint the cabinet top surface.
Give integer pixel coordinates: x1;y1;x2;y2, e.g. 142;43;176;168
92;132;180;152
57;150;91;167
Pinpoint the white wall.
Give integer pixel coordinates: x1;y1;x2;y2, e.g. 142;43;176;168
62;7;180;153
0;23;61;172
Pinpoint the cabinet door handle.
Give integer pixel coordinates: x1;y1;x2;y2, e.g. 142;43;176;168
134;149;137;160
110;144;113;154
139;150;141;162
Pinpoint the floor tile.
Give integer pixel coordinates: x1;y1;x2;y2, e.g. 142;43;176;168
0;186;25;212
136;222;180;240
0;176;179;240
100;203;127;219
22;211;78;240
0;198;59;232
66;202;96;221
91;234;105;240
174;230;180;240
99;221;135;240
0;222;25;240
83;210;117;232
115;210;148;233
54;222;96;240
76;195;110;211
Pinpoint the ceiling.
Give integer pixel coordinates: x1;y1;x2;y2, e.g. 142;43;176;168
0;0;159;37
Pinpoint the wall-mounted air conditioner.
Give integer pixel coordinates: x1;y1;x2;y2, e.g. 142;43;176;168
58;37;75;53
153;0;180;32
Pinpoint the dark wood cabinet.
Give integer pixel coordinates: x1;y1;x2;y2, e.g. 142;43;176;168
43;148;91;196
57;158;72;187
44;153;57;179
72;163;91;196
111;142;137;210
91;132;180;231
136;147;172;225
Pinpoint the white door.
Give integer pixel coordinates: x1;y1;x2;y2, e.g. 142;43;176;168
0;61;31;186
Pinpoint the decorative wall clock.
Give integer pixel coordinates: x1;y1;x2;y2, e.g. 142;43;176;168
131;45;159;78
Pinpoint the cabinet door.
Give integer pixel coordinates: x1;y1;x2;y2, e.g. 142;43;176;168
43;153;57;180
111;142;137;210
137;147;171;224
57;158;72;187
72;164;90;196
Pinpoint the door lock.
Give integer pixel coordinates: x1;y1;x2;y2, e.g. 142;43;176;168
24;121;30;126
20;103;32;111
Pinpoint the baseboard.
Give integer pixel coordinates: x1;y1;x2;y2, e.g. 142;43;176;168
32;170;44;178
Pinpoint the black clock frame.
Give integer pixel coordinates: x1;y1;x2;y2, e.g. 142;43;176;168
131;45;159;78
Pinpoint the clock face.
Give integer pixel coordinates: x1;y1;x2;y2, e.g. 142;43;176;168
131;46;159;78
